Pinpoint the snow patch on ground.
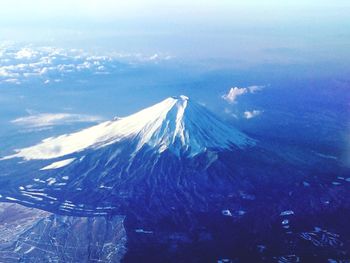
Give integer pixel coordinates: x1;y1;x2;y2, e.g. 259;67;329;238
40;158;76;170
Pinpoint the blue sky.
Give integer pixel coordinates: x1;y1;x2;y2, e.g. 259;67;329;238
1;0;349;66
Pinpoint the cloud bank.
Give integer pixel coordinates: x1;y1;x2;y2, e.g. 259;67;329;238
0;44;173;85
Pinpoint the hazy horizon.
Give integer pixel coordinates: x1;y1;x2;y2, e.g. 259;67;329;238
1;0;349;69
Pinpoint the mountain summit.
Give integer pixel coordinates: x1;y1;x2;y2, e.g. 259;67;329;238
5;96;253;161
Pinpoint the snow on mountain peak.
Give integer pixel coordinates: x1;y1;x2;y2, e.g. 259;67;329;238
3;96;254;160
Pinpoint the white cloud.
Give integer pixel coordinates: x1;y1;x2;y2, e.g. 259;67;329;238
244;110;262;119
0;45;173;85
0;68;17;77
11;113;104;128
222;87;248;103
4;78;21;84
222;85;264;103
148;54;159;61
110;51;174;62
15;48;37;59
247;85;264;93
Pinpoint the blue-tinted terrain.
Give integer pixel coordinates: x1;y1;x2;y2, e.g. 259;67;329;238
0;44;348;262
0;1;349;262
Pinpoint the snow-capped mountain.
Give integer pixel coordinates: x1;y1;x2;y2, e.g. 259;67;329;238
0;96;348;263
4;95;254;162
0;96;259;219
